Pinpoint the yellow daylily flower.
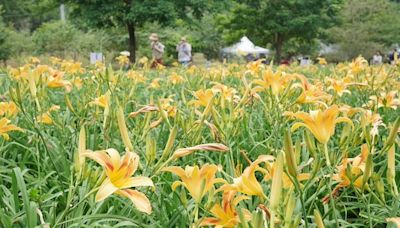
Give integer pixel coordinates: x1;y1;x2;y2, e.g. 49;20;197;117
0;118;23;140
47;71;72;92
83;149;154;214
221;155;274;198
317;57;327;65
168;72;185;85
127;71;146;83
162;164;225;203
200;190;251;228
211;82;240;104
148;78;162;89
252;68;293;96
0;102;19;117
369;91;399;110
37;105;60;125
90;91;110;109
189;89;214;107
295;81;331;105
386;217;400;227
116;55;129;66
284;105;353;144
324;144;370;204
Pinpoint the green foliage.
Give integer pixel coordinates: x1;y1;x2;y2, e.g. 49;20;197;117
0;0;58;30
32;21;118;59
327;0;400;59
219;0;343;61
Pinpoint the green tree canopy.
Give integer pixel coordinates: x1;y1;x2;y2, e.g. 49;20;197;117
219;0;343;62
328;0;400;59
66;0;219;62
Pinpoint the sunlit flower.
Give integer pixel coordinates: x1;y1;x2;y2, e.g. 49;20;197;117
0;118;23;140
83;149;154;214
252;68;292;96
162;164;225;203
199;190;251;227
284;105;353;144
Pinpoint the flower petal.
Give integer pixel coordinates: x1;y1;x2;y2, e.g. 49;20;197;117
118;189;152;214
95;179;118;202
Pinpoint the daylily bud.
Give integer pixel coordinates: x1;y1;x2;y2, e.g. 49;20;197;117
74;126;86;174
314;209;325;228
384;117;399;151
251;210;264;228
270;151;284;210
160;126;178;161
284;130;298;178
375;177;385;202
117;106;134;152
304;131;316;158
362;153;373;190
284;191;296;227
387;145;398;196
145;135;156;165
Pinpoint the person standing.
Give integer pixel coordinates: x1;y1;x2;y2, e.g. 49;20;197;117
372;51;383;65
389;48;399;65
176;37;192;67
149;33;165;68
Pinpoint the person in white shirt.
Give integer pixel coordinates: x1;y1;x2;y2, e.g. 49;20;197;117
372;51;383;65
176;37;192;67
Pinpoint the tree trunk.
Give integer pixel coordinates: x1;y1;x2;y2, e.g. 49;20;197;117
127;22;136;63
274;33;284;64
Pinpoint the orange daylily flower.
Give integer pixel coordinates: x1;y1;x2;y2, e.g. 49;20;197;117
47;70;72;92
162;164;225;203
0;118;23;140
83;149;154;214
324;144;370;203
284;105;353;144
199;190;251;228
252;68;293;96
369;91;399;110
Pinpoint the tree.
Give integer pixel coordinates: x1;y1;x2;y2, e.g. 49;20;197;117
66;0;215;62
328;0;400;59
0;0;58;31
219;0;342;62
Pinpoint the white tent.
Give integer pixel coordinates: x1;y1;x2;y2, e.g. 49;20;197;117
222;36;269;55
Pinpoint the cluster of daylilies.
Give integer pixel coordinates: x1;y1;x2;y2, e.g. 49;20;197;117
0;55;399;227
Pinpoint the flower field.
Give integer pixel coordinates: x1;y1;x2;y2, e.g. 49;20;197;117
0;57;399;227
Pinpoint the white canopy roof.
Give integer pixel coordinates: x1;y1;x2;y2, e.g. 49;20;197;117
222;36;269;55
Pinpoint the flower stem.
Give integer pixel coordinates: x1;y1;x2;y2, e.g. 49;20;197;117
323;143;331;167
